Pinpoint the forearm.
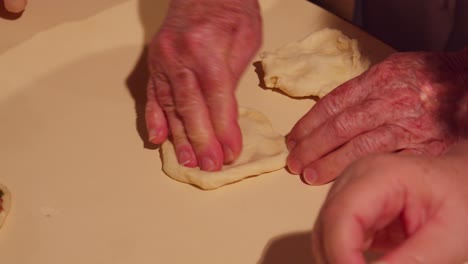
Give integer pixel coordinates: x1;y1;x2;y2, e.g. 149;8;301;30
165;0;260;29
168;0;259;15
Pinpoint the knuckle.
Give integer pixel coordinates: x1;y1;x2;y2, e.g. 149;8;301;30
170;131;187;145
320;97;341;117
175;95;203;117
152;29;176;56
164;68;205;116
366;59;393;81
187;132;215;151
172;68;193;85
330;117;350;139
353;136;376;156
182;29;209;51
176;98;202;117
153;80;175;113
156;92;175;113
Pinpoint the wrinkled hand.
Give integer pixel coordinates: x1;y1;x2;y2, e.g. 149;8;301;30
3;0;27;13
145;0;262;171
287;49;468;184
312;142;468;263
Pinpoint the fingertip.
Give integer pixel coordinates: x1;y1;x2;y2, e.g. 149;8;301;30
304;164;340;186
145;86;169;144
4;0;27;13
177;148;198;168
192;139;225;171
146;111;169;144
222;144;236;164
303;167;318;185
210;106;242;164
200;155;222;172
148;128;168;144
286;155;303;175
220;128;242;164
286;139;296;151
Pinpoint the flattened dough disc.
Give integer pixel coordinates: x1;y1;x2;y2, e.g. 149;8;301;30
261;28;370;98
161;108;288;190
0;183;11;229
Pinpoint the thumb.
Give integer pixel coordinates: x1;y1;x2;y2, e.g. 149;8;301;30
380;216;467;264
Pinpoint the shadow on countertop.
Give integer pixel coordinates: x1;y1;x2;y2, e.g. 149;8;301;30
258;231;316;264
125;0;169;150
258;230;382;263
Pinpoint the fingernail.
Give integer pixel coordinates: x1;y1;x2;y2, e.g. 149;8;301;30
287;140;296;151
201;157;217;171
4;1;25;13
287;157;302;174
303;168;317;184
223;145;235;163
178;150;194;166
148;129;159;142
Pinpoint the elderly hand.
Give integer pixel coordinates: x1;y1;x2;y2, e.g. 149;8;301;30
287;49;468;184
312;142;468;263
3;0;27;13
145;0;262;171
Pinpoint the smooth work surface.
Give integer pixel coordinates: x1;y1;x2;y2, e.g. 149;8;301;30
0;1;394;263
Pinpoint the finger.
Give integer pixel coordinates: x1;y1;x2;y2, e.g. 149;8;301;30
287;77;370;150
319;165;406;263
168;67;223;171
194;57;242;164
225;23;261;161
153;74;198;168
146;78;169;144
300;125;406;185
369;217;407;253
381;216;467;264
4;0;27;13
188;29;248;164
287;99;386;175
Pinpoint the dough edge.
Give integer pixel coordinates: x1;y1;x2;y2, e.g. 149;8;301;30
260;27;370;98
160;108;288;190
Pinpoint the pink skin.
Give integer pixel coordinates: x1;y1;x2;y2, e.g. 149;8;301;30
312;141;468;264
145;0;262;171
3;0;27;13
287;49;468;185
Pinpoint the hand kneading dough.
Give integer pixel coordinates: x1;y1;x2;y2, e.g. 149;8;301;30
260;28;370;98
161;108;288;190
0;183;11;229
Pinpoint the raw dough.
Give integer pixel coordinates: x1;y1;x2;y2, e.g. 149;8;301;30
260;28;370;98
0;183;11;229
161;108;288;190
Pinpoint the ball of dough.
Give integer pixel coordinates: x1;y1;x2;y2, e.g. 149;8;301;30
261;28;370;98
